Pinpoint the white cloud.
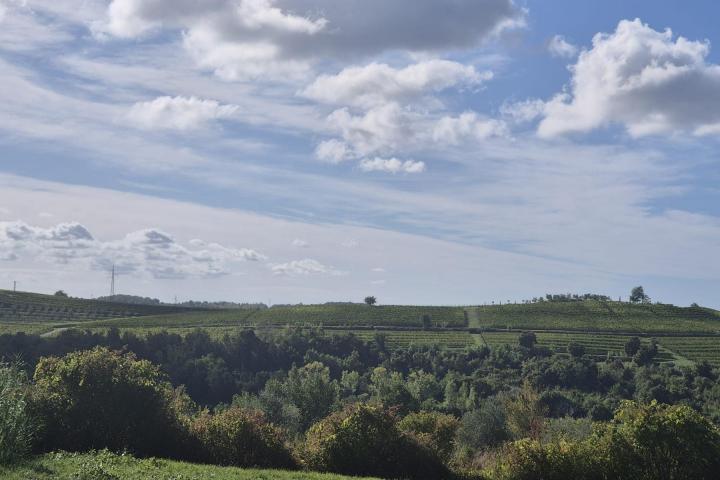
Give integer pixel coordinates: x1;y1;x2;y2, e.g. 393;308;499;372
127;96;238;131
548;35;578;58
99;0;522;79
271;258;340;276
292;238;309;247
315;139;350;164
501;99;546;124
433;112;508;144
358;157;426;174
0;221;264;279
302;60;491;108
539;19;720;138
371;267;386;273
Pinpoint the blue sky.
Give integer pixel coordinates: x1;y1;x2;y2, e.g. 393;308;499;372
1;0;719;307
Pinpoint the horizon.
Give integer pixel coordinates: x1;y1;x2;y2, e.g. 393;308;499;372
1;0;719;309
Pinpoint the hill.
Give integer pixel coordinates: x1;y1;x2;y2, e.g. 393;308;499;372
0;289;201;327
0;451;379;480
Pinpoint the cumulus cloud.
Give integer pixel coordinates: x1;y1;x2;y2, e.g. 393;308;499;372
358;157;426;174
315;139;350;164
270;258;341;276
100;0;522;79
433;112;508;144
500;99;546;124
0;221;264;278
539;19;720;138
291;238;309;247
548;35;578;58
302;60;491;108
127;96;239;130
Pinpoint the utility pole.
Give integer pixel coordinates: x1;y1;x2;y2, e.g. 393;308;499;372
110;264;116;296
13;280;16;292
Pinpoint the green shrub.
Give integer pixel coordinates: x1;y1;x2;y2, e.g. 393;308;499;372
0;363;37;465
456;400;510;451
303;404;453;479
597;400;720;480
190;406;296;469
491;438;602;480
30;347;191;458
398;411;459;462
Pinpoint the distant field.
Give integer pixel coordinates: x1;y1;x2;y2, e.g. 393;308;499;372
4;292;720;366
85;304;467;329
469;301;720;333
0;451;378;480
0;289;198;324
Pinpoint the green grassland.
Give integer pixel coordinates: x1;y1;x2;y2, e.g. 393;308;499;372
0;451;379;480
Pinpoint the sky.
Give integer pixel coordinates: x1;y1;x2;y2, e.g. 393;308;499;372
0;0;719;307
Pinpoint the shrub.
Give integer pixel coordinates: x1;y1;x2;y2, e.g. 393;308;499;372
490;438;602;480
0;363;37;465
303;404;453;479
518;332;536;349
190;406;296;469
398;411;459;463
597;401;720;480
456;400;510;451
30;347;190;458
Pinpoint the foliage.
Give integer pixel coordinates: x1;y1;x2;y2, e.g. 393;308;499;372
624;336;641;356
0;363;37;465
190;406;296;469
364;296;377;306
518;332;536;349
630;286;650;304
303;404;453;479
456;399;510;451
30;347;190;458
502;382;547;440
398;411;459;462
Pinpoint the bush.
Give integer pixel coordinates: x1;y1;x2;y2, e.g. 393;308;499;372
30;347;190;458
490;438;601;480
456;400;510;451
0;363;37;464
598;401;720;480
398;411;459;462
303;404;453;479
190;406;296;469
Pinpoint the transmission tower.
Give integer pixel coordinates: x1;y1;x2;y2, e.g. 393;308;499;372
110;264;116;296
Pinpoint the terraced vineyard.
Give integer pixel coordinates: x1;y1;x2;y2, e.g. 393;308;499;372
657;337;720;365
469;301;720;333
3;291;720;366
344;330;475;350
0;290;197;324
86;304;467;330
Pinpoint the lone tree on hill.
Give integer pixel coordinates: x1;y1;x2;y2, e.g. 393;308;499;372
54;290;68;297
364;296;377;306
630;286;650;304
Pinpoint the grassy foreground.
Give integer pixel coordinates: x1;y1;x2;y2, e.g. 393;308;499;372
0;451;381;480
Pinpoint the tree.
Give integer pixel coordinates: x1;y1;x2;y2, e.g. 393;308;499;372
456;399;510;450
30;347;189;458
519;331;537;349
364;296;377;306
421;314;432;330
503;381;548;440
629;286;649;304
53;290;68;297
624;337;641;357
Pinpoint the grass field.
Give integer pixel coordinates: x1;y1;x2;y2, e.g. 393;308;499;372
0;451;379;480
